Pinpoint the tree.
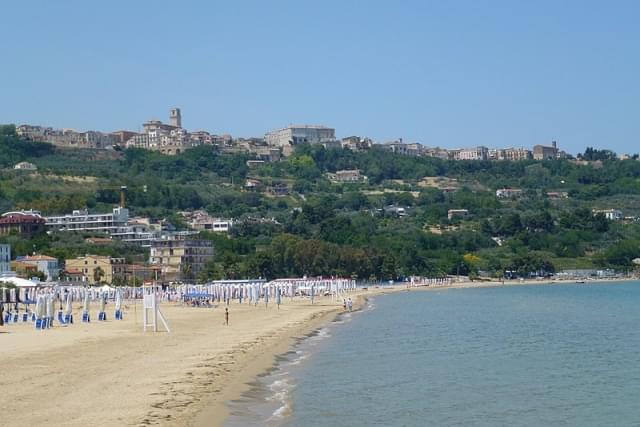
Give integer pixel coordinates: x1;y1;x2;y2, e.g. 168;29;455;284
93;267;105;284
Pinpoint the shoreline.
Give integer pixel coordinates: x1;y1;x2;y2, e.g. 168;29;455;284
198;277;640;425
192;289;392;427
1;279;636;426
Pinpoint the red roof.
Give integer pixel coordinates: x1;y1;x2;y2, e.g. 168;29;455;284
0;214;45;225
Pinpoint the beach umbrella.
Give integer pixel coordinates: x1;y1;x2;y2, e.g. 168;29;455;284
35;295;44;319
115;290;122;311
64;294;72;316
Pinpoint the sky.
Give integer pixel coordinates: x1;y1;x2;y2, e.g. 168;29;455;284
1;0;638;155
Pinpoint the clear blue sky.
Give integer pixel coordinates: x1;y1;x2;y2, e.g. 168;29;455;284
1;0;638;155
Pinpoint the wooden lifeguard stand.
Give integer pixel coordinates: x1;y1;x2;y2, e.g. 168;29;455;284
142;285;170;333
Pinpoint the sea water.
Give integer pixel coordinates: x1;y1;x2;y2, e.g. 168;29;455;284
225;282;640;426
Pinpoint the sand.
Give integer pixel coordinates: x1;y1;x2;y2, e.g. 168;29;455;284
1;278;634;426
0;294;357;426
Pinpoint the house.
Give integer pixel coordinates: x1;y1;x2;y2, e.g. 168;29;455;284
326;169;368;183
65;255;126;285
16;255;59;281
0;210;46;237
268;183;290;196
384;205;407;217
448;209;469;220
546;191;569;200
496;188;523;199
180;210;233;233
10;260;38;278
245;178;263;191
593;209;623;221
14;161;37;171
246;160;266;168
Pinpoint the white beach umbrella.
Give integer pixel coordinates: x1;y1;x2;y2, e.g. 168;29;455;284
83;291;90;312
35;295;44;319
64;293;73;316
99;293;106;312
115;290;122;311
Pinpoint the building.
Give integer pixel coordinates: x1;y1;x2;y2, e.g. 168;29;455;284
45;207;129;234
0;210;46;237
448;209;469;220
341;136;372;151
326;169;368;183
379;140;424;156
546;191;569;200
169;107;182;128
14;161;37;171
502;148;532;161
0;244;10;277
496;188;523;199
65;255;126;285
593;209;623;221
265;125;336;147
180;210;233;233
110;130;138;146
533;141;559;160
150;238;214;282
10;260;38;279
267;183;290;196
16;255;59;281
454;147;489;161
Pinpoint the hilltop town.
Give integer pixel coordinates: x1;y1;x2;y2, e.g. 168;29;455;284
16;107;585;161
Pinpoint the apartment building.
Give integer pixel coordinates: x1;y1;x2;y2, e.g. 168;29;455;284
45;207;129;234
150;238;214;282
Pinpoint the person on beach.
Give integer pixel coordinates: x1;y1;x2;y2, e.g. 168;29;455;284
224;307;229;326
343;299;347;310
347;298;353;312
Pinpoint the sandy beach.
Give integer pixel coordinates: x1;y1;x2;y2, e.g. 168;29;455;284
0;293;359;426
1;278;634;426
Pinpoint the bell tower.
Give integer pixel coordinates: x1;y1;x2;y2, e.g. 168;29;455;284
169;108;182;128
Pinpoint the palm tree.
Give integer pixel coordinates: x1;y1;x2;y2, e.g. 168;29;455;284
93;266;105;284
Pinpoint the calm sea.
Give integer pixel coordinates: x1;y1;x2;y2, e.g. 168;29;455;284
225;282;640;426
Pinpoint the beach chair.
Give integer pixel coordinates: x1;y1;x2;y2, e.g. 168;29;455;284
82;311;90;322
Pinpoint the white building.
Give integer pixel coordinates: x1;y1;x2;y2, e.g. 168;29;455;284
265;125;336;147
14;161;37;171
45;207;129;234
593;209;623;221
496;188;523;198
17;255;59;281
454;147;489;161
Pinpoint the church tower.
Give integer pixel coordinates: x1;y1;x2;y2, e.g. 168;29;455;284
169;108;182;128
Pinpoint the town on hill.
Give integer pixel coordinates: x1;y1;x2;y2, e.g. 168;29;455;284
0;115;639;285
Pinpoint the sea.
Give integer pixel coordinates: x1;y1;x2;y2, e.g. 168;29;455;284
225;282;640;426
